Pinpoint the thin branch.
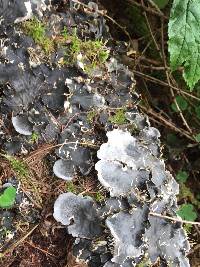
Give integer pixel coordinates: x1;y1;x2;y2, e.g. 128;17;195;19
141;2;193;135
147;0;165;16
25;241;57;258
150;212;200;226
132;70;200;101
0;224;39;257
140;105;195;142
160;18;193;134
126;0;168;20
187;244;200;255
73;0;133;45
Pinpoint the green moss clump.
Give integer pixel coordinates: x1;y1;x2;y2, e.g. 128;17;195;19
30;132;39;143
23;17;54;54
66;181;78;194
3;155;29;178
137;256;151;267
87;110;98;123
61;28;109;74
108;109;127;125
94;191;105;202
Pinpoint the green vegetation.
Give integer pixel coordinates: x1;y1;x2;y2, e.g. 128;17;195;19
3;155;29;178
0;186;17;209
176;170;199;230
30;132;39;143
177;204;197;222
168;0;200;89
61;28;109;74
108;109;127;125
152;0;169;9
23;20;109;73
23;17;54;54
66;181;78;194
171;96;188;112
137;257;151;267
177;203;197;231
94;191;105;202
179;183;200;208
87;110;98;123
194;133;200;143
176;171;189;183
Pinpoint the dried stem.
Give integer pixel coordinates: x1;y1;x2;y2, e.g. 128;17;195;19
132;70;200;101
160;18;193;135
73;0;133;45
140;105;195;142
0;224;39;258
138;3;194;138
150;212;200;226
126;0;168;20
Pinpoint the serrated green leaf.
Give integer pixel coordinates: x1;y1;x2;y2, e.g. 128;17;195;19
168;0;200;90
177;203;197;222
152;0;169;9
171;95;188;112
176;170;189;183
0;186;17;209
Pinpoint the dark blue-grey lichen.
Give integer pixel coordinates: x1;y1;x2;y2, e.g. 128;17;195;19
53;192;102;238
0;1;190;267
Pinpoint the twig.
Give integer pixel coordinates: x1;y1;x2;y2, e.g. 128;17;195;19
150;212;200;226
140;105;195;142
126;0;168;20
0;224;39;258
160;18;193;134
147;0;165;16
132;70;200;101
25;141;99;162
25;241;57;258
140;64;170;70
187;244;200;255
141;1;193;135
73;0;133;45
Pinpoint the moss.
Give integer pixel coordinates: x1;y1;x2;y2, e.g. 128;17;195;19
61;28;109;75
22;21;109;72
66;181;78;194
137;257;151;267
94;191;105;202
7;156;29;178
87;110;98;123
30;132;39;143
108;108;127;125
179;183;200;208
22;17;54;54
0;154;29;178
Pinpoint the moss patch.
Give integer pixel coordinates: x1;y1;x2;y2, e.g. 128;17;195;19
22;17;54;54
61;28;109;74
108;108;127;125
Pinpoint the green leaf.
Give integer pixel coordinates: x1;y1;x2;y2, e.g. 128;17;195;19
168;0;200;90
171;96;188;112
0;186;17;209
177;203;197;222
176;170;189;183
152;0;169;9
194;133;200;142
